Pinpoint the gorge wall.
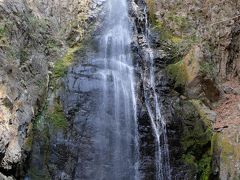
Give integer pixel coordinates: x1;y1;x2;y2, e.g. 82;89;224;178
0;0;104;179
0;0;239;179
146;0;240;179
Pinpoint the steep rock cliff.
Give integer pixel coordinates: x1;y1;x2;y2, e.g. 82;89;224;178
146;0;240;179
0;0;102;178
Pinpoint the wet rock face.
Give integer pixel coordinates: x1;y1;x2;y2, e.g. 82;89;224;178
130;0;217;179
129;2;156;178
137;109;156;180
53;62;106;179
130;1;173;178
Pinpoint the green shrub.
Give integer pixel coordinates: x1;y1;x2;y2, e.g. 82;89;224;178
0;22;8;47
46;39;60;51
53;46;79;80
198;153;212;180
180;100;213;180
166;60;187;89
146;0;157;24
0;23;6;37
19;48;28;65
46;103;68;130
166;13;190;31
200;61;215;78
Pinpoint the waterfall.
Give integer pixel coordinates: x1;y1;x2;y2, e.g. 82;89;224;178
140;6;172;180
99;0;139;178
33;0;172;179
70;0;139;179
72;0;171;178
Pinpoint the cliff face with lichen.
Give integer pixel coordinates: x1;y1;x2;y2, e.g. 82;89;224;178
146;0;240;179
0;0;103;179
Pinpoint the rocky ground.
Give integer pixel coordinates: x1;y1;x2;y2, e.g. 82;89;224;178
214;80;240;130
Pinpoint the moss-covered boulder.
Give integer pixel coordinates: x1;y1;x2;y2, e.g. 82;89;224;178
212;128;240;180
166;60;188;92
172;98;214;179
167;45;220;102
166;46;202;93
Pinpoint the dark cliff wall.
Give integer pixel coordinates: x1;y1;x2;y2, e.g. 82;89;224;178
145;0;240;179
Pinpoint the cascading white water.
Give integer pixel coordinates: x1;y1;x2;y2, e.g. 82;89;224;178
102;0;138;178
29;0;174;179
77;0;139;179
141;7;172;180
60;0;170;179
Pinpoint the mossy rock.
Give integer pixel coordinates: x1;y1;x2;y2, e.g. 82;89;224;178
212;130;240;179
146;0;157;24
29;167;51;180
0;23;6;37
46;103;68;130
174;99;213;179
198;153;212;180
152;17;200;62
2;97;13;110
53;46;80;79
18;48;29;65
200;61;216;79
166;60;187;92
153;20;183;44
190;100;215;127
23;123;34;152
182;154;198;169
174;100;212;153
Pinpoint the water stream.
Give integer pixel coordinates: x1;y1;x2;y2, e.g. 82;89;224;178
69;0;139;179
140;7;172;180
29;0;172;179
70;0;171;179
